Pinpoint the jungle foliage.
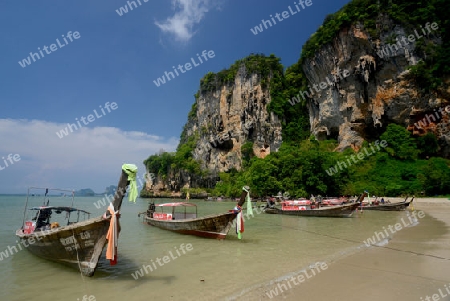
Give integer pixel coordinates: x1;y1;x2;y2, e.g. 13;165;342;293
213;125;450;198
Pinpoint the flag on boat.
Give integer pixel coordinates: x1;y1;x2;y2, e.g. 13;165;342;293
235;186;251;239
246;187;253;217
122;164;138;202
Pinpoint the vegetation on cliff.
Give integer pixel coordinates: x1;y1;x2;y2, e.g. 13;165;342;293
143;135;204;183
300;0;449;85
142;0;450;198
199;53;283;92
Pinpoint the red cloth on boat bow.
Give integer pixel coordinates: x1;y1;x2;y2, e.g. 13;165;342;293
105;203;119;265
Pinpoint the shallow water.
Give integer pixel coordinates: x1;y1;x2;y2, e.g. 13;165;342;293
0;195;423;300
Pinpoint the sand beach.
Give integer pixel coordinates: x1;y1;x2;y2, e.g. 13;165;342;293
257;198;450;301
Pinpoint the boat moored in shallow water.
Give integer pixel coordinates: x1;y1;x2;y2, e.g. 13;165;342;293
140;187;250;239
15;164;138;276
263;192;367;218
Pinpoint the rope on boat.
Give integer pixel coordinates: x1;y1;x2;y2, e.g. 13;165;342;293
71;229;86;282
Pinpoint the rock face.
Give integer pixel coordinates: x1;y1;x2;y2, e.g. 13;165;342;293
303;19;450;153
186;64;283;173
141;61;283;196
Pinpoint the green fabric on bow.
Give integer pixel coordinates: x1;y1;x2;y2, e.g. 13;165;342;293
245;188;253;217
122;164;138;202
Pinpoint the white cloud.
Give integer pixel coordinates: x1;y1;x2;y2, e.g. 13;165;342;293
155;0;216;42
0;119;178;194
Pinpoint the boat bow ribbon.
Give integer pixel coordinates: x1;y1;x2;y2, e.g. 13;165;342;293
106;202;119;264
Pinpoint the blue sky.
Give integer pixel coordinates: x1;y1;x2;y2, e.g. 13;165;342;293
0;0;350;194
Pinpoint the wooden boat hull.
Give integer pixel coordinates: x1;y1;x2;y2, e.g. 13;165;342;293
360;201;412;211
263;203;360;218
143;212;237;239
14;165;135;276
16;216;111;276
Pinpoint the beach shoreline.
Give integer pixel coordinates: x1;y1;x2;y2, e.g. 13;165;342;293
241;197;450;301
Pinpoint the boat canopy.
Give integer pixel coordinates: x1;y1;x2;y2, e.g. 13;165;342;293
150;202;198;220
29;206;91;214
155;202;196;207
282;200;311;206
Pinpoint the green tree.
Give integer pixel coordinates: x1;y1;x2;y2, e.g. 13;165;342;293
248;159;282;197
380;124;419;160
417;133;439;158
418;157;450;195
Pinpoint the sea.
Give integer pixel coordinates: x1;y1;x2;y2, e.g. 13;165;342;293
0;195;427;301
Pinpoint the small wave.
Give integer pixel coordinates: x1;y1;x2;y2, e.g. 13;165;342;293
373;237;391;247
223;263;325;301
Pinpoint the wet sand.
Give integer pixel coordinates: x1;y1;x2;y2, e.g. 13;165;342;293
254;198;450;301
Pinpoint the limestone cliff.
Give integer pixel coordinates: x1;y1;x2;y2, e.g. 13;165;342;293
303;18;450;154
185;58;283;173
142;55;283;196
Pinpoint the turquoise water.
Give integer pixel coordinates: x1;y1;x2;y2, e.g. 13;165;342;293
0;195;421;300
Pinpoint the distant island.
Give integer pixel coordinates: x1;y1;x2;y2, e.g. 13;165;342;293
74;189;95;196
74;185;117;197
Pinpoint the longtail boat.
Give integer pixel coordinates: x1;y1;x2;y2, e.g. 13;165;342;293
264;192;367;218
15;164;137;276
139;187;249;239
360;196;414;211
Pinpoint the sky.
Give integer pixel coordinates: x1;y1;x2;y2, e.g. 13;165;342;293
0;0;351;194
